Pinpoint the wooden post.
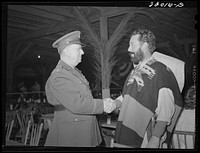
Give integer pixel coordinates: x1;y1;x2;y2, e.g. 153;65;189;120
7;42;13;92
7;62;13;92
100;10;110;99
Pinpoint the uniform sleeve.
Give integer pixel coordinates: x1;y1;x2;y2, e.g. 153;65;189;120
49;73;104;114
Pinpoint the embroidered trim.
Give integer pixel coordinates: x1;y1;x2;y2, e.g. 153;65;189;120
142;65;156;80
127;70;144;92
127;59;156;91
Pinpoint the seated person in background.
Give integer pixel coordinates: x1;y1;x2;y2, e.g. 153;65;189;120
17;81;28;101
31;106;42;123
30;81;41;100
172;85;196;149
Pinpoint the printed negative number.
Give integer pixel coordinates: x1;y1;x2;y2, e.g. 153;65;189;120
149;2;184;7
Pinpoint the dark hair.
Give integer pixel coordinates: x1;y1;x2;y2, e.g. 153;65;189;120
131;29;156;53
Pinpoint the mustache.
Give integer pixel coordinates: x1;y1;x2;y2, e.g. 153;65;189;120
129;51;144;64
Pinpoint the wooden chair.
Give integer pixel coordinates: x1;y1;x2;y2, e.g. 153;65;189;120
15;111;34;143
5;120;14;140
171;130;195;149
24;120;43;146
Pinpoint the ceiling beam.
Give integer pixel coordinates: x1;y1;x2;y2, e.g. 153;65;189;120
8;5;67;21
8;21;41;30
99;7;137;17
29;5;75;18
9;7;142;44
10;18;79;43
8;9;58;25
8;14;48;27
155;8;196;33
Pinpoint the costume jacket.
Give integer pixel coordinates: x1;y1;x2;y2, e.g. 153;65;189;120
45;60;103;147
114;59;183;148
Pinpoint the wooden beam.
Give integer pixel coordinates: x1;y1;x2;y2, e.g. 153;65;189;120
8;21;40;30
158;9;194;32
99;7;139;18
8;15;47;27
32;39;53;48
10;18;78;43
8;5;66;21
9;7;144;44
89;7;145;22
149;8;196;35
8;9;58;25
29;5;75;18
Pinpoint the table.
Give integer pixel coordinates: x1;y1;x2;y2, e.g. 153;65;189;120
101;121;117;129
6;140;25;146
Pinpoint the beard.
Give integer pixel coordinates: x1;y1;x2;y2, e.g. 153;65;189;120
130;49;144;65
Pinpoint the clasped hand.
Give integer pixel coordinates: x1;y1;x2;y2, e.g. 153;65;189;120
103;98;116;113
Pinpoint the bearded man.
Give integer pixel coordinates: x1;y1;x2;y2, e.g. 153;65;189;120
112;29;183;148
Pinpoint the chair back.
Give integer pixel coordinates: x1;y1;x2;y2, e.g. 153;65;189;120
15;110;34;143
171;130;195;149
24;120;43;146
5;120;14;140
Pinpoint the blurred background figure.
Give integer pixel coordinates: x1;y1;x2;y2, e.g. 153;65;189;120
17;81;28;101
30;81;41;100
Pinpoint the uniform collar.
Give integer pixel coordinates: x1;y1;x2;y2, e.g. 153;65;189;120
58;60;88;86
58;60;73;71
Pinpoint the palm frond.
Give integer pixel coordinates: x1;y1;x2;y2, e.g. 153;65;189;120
106;10;156;86
72;7;103;83
72;8;156;91
108;57;120;85
72;7;102;52
92;60;101;73
111;80;123;88
108;9;156;58
108;10;135;51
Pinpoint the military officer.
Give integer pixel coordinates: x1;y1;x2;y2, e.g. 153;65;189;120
44;31;115;147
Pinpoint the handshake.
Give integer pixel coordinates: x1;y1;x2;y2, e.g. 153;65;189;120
103;98;116;113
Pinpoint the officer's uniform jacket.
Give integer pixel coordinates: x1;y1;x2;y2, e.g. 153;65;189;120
44;60;103;147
